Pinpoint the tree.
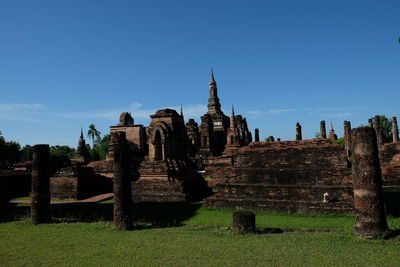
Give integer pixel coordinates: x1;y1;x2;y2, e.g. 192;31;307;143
0;136;21;169
370;115;392;143
92;134;110;160
20;145;34;161
87;124;101;160
50;145;75;158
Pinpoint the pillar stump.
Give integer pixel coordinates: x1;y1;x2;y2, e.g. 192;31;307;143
112;132;133;230
351;127;389;239
232;211;255;234
320;120;327;139
31;144;51;224
254;128;260;142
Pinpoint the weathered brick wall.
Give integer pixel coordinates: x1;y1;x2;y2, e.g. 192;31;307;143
380;142;400;187
205;139;354;213
50;165;113;200
50;177;78;199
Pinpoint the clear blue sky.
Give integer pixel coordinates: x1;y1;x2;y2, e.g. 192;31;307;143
1;0;399;147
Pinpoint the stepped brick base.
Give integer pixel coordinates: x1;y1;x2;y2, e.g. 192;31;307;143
132;159;211;202
205;183;354;213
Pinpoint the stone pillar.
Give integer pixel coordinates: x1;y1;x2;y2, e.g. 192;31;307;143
295;122;302;141
320;120;327;138
368;118;373;128
351;127;389;239
31;144;51;224
254;128;260;142
232;211;255;234
112;132;133;230
392;117;399;143
344;121;352;159
373;115;384;146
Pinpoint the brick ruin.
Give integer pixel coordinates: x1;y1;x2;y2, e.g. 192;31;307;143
3;71;400;216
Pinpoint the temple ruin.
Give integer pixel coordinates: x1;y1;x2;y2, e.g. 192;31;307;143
3;71;400;216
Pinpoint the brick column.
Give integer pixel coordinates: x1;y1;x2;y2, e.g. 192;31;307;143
344;121;351;159
351;127;389;239
112;131;133;230
295;122;302;141
320;120;326;138
254;128;260;142
373;115;384;146
392;117;399;143
31;144;51;224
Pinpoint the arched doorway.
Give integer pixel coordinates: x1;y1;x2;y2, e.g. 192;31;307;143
154;130;163;160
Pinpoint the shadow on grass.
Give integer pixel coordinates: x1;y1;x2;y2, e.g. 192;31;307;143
0;204;30;223
384;192;400;218
1;202;202;228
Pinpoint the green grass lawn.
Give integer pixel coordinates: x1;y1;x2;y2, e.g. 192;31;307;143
1;202;400;266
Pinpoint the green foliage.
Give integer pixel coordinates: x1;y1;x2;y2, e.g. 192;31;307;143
50;145;75;158
334;137;345;148
91;134;110;160
371;115;392;143
0;132;21;169
87;124;101;145
379;115;392;143
20;145;33;161
87;124;102;160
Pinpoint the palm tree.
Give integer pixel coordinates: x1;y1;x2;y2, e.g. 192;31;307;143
87;124;101;158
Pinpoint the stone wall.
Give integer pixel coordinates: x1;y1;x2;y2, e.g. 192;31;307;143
380;142;400;187
50;165;112;200
205;139;354;213
50;177;78;199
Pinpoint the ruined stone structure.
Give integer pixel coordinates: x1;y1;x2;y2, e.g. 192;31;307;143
351;127;389;238
50;165;112;200
198;114;214;156
130;109;209;202
205;71;230;156
112;131;133;230
374;115;384;146
254;128;260;142
205;139;354;213
295;122;302;140
185;118;200;157
109;112;147;161
31;144;51;224
232;211;256;233
72;128;91;164
266;136;275;142
392;117;399;143
320;120;327;138
328;122;338;141
225;105;241;154
344;121;351;161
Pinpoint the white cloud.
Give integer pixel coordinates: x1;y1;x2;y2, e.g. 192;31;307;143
59;103;208;122
244;110;262;115
0;103;44;111
0;103;46;122
326;112;353;118
268;108;296;114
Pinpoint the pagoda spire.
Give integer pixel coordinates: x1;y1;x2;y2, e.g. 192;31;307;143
210;67;216;85
207;69;222;114
180;104;183;116
80;126;84;139
230;104;236;128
